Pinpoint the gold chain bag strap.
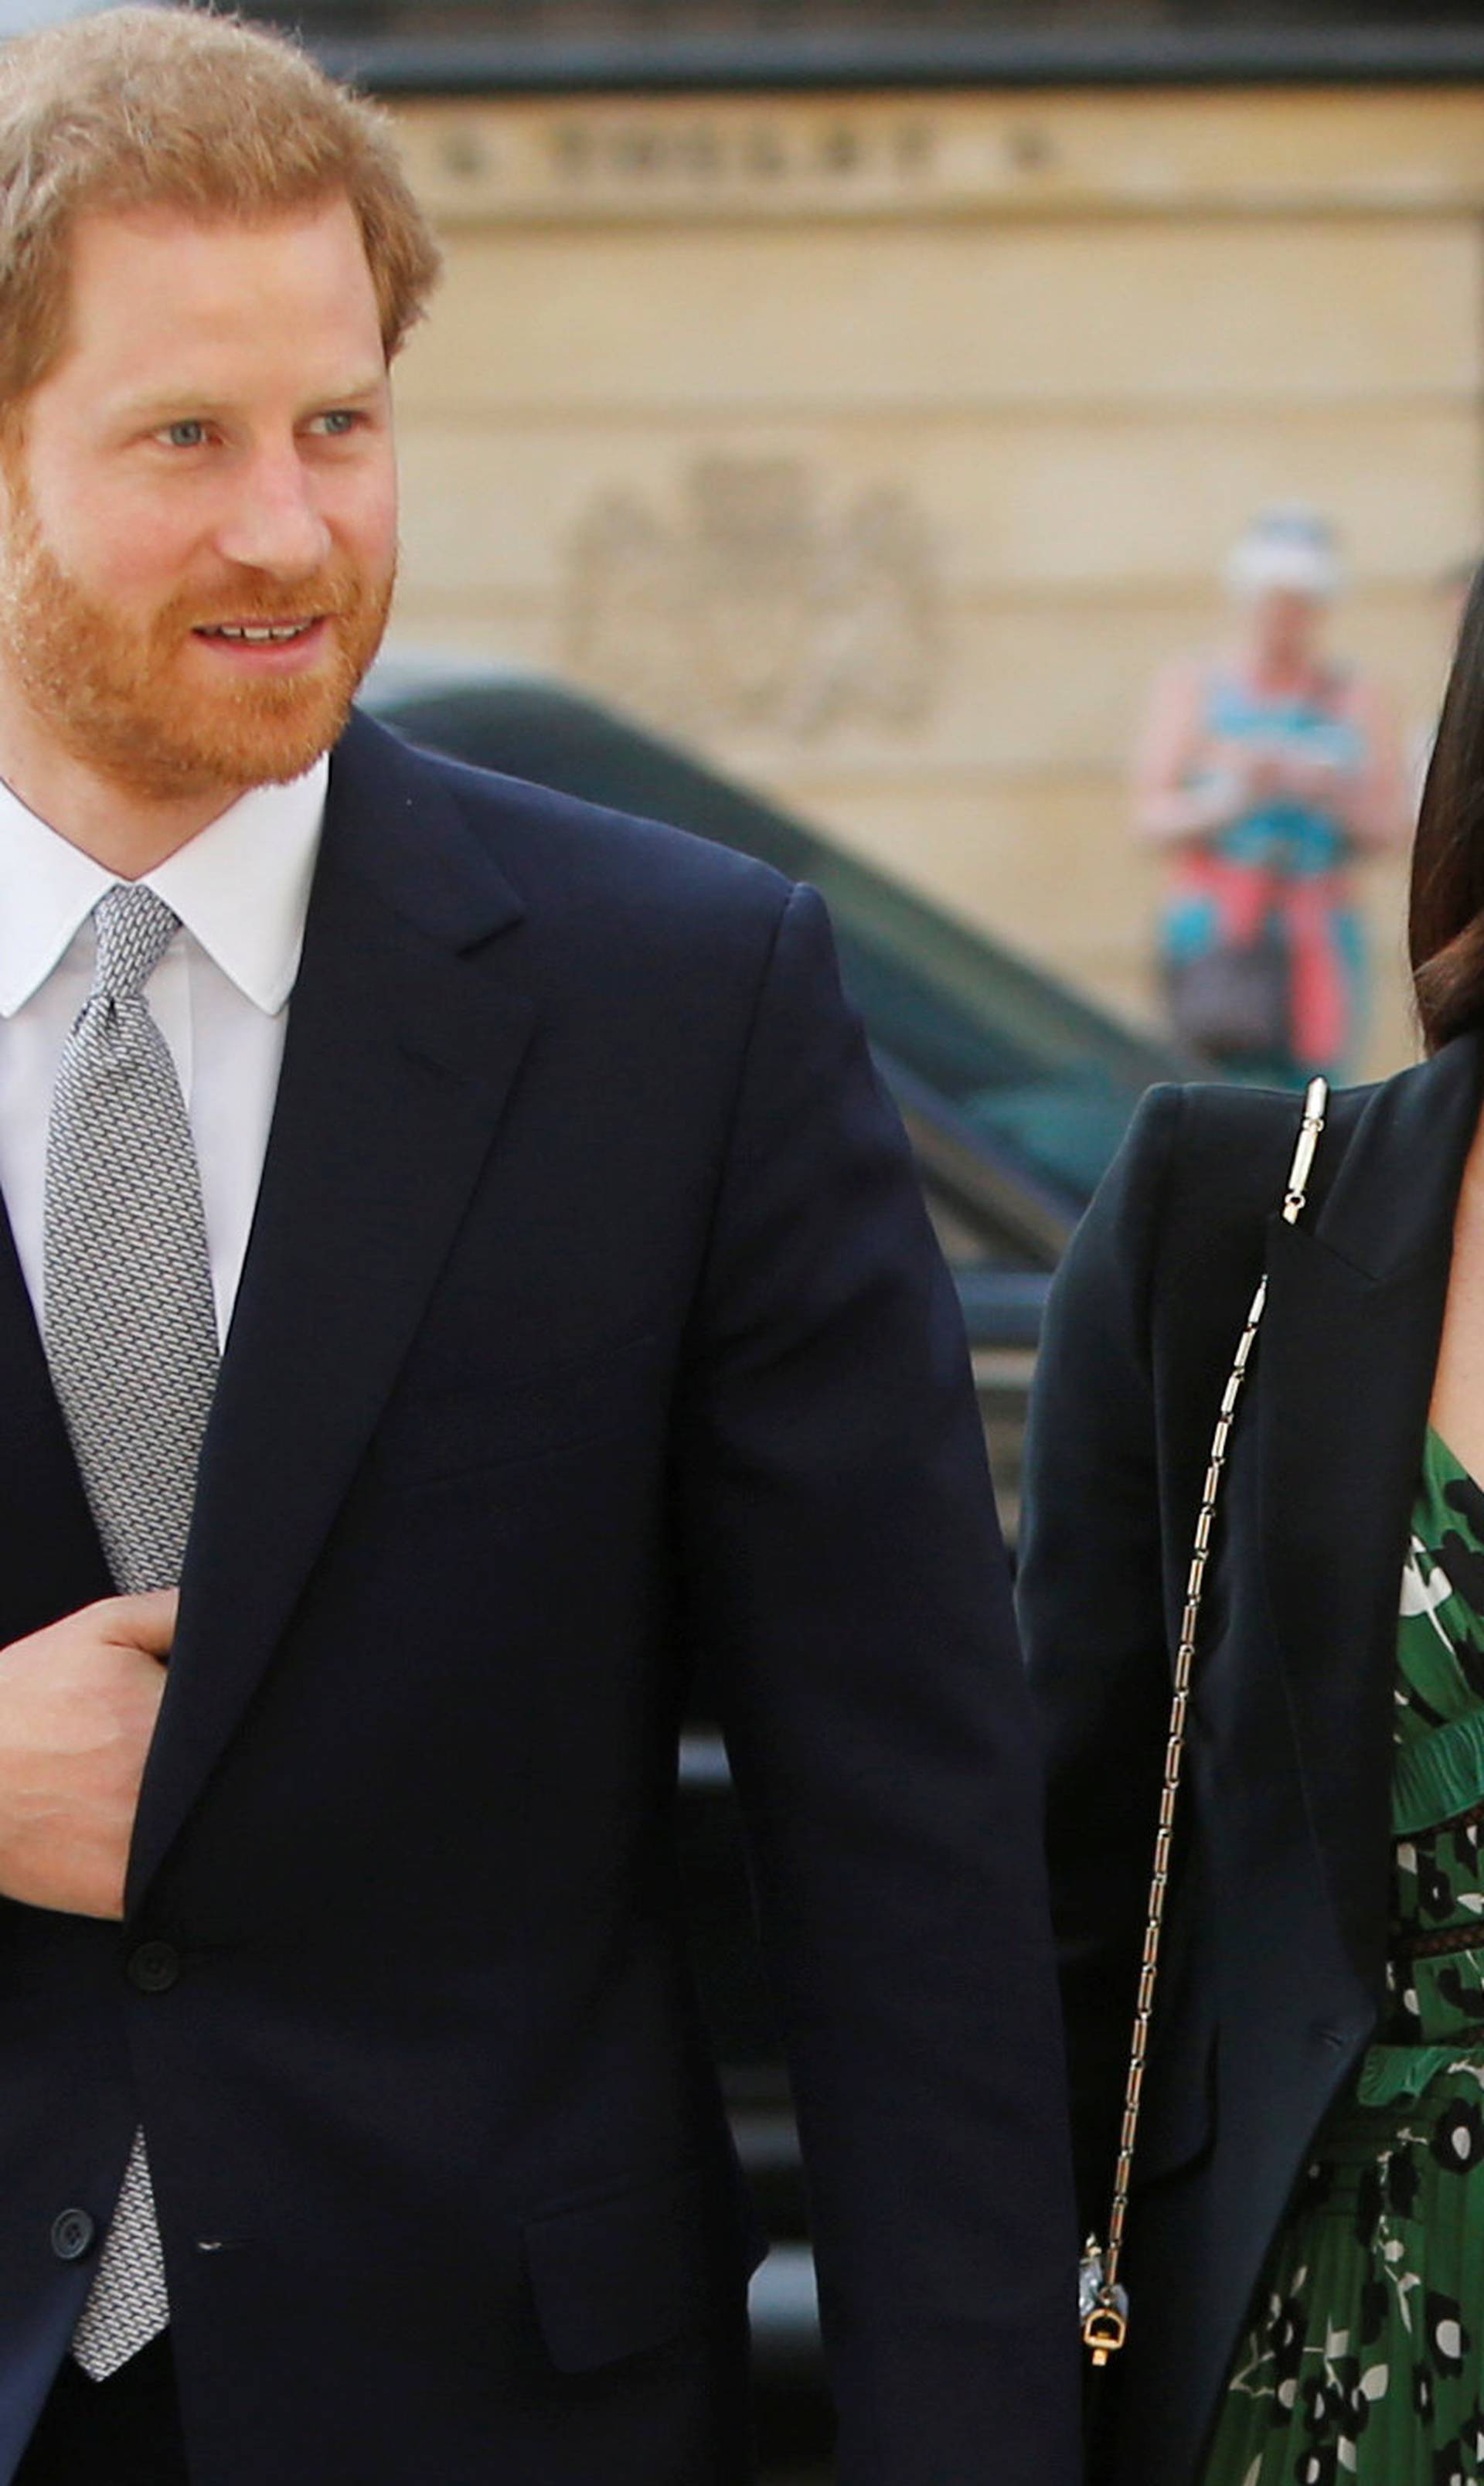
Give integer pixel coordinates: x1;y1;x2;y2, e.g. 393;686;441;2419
1079;1074;1329;2368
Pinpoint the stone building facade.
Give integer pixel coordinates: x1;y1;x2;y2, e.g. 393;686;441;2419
381;80;1482;1076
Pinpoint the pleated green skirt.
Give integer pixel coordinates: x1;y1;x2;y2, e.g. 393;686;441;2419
1205;2072;1484;2486
1203;1429;1484;2486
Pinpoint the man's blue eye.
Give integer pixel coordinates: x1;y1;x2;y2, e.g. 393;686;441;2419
165;421;206;448
319;411;356;436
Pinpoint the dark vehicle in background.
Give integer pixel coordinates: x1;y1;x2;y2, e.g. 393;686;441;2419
368;662;1194;2442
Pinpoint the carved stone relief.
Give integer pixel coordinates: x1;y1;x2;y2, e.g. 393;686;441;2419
563;455;941;739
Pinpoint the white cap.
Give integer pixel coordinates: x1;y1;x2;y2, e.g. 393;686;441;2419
1224;506;1343;603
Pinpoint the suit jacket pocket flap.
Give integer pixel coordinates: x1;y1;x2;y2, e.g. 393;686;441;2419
523;2162;759;2373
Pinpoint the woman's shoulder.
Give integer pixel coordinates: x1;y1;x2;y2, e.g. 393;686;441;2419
1169;1068;1375;1146
1115;1075;1373;1207
1162;1054;1465;1187
1038;1068;1423;1426
1065;1075;1377;1313
1113;1078;1352;1173
1046;1051;1468;1401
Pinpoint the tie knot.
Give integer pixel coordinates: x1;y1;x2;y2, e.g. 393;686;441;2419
90;884;180;1004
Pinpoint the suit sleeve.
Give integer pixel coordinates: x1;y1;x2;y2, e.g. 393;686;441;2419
674;881;1081;2486
1014;1083;1185;2232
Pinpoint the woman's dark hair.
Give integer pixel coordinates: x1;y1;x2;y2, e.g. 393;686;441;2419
1412;559;1484;1050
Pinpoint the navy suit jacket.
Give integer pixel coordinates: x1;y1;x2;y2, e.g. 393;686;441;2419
0;710;1078;2485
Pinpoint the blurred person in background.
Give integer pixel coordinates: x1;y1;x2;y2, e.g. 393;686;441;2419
1133;506;1409;1086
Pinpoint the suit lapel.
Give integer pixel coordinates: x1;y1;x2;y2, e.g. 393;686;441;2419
1258;1034;1484;1997
0;1190;111;1626
127;714;533;1910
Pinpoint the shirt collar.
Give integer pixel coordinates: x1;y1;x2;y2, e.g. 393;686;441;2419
147;759;327;1016
0;757;328;1020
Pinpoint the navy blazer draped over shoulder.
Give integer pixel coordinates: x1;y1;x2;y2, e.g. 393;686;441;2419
1017;1036;1484;2486
0;711;1079;2486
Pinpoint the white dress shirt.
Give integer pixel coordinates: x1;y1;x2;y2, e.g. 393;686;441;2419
0;760;327;1347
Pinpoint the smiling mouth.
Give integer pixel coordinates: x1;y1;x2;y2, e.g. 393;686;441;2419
195;620;322;645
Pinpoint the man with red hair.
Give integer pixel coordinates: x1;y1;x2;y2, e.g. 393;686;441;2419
0;11;1077;2483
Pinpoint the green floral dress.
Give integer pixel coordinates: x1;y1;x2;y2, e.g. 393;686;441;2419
1203;1427;1484;2486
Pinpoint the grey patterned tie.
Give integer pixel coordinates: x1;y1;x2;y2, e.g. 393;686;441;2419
43;881;220;2380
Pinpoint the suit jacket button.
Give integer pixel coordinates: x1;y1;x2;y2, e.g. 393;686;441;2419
128;1940;179;1993
51;2209;95;2262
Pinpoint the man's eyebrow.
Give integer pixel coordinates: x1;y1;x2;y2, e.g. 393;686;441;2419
109;375;390;426
302;376;389;409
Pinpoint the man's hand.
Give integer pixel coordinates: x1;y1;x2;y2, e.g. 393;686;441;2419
0;1592;175;1919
